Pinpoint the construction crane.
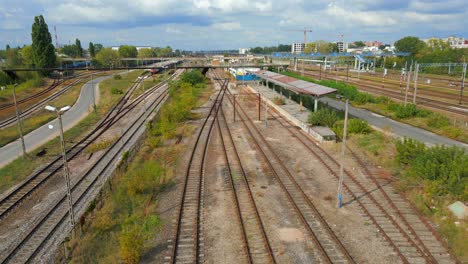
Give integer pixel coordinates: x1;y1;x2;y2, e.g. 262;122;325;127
286;28;313;45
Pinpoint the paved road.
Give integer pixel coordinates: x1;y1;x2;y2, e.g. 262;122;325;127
321;97;468;152
0;75;113;168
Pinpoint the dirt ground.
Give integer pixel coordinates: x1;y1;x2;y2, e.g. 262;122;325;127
142;74;404;263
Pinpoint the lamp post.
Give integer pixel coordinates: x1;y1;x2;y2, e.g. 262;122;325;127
12;83;27;157
45;105;75;228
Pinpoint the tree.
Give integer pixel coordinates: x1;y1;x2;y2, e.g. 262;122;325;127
379;44;386;50
6;48;23;67
158;46;173;57
138;48;153;58
94;43;103;54
31;15;56;73
354;41;365;48
75;38;83;57
96;48;121;67
89;42;96;57
6;44;10;50
394;36;426;56
118;45;138;58
251;47;264;54
61;44;76;57
20;45;34;66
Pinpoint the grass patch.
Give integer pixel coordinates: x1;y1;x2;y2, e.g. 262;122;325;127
0;75;45;99
0;73;108;148
68;70;211;263
0;71;143;195
85;136;118;154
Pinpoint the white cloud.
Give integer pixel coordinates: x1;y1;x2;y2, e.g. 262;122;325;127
1;0;467;49
212;22;241;31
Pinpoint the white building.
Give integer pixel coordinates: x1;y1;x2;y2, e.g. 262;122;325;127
336;41;347;53
111;46;153;51
239;48;251;54
291;43;305;53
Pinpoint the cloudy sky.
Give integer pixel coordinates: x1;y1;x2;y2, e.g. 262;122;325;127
0;0;467;50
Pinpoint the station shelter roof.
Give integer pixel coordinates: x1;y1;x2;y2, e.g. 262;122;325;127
251;70;336;97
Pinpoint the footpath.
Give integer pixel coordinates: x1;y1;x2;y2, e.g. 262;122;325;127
0;74;113;168
247;82;468;152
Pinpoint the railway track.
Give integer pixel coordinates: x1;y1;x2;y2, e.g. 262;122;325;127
241;90;456;264
0;71;181;221
0;71;98;112
223;83;355;263
298;65;466;103
215;83;276;263
168;74;227;263
0;72;100;129
0;70;181;263
298;69;468;116
301;65;463;91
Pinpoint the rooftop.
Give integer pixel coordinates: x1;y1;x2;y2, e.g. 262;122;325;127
251;70;337;97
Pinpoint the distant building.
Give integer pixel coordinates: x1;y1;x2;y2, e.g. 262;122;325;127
291;43;305;53
422;36;468;49
239;48;251;54
365;41;383;47
111;46;153;51
336;41;347;53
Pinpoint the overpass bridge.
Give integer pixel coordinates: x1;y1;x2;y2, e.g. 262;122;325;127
61;56;265;62
1;63;289;73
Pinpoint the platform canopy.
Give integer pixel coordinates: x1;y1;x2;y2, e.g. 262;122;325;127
251;70;337;97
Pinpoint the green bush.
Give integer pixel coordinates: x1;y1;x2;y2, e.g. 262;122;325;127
395;138;468;199
111;87;123;95
376;96;391;104
114;74;122;80
395;104;418;118
180;70;205;86
307;108;340;127
354;92;376;105
427;113;450;128
348;119;372;134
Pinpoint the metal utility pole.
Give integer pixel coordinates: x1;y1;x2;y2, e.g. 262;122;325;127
58;109;75;228
337;99;349;209
346;63;349;81
459;63;466;105
319;63;322;80
258;94;261;121
141;78;147;111
233;95;236;122
301;59;304;77
45;105;75;228
412;63;419;104
12;83;27;157
91;73;96;112
404;63;413;105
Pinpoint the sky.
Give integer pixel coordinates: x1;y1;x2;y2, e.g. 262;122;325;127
0;0;467;51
